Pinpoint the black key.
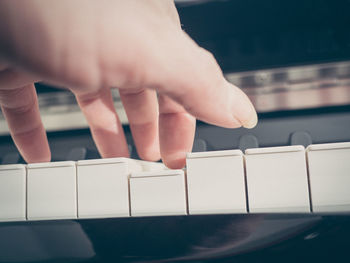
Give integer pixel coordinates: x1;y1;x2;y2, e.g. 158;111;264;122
238;134;259;151
2;152;21;164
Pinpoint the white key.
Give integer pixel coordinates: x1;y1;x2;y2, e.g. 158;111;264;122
27;162;77;220
307;142;350;213
130;170;187;217
245;146;310;213
0;164;26;221
76;158;164;219
186;150;247;214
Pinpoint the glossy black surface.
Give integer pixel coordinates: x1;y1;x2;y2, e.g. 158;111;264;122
2;214;350;262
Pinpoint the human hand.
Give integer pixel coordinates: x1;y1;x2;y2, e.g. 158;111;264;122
0;0;257;168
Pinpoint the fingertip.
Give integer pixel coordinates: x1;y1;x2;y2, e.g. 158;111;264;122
25;152;51;164
229;117;243;129
131;124;161;162
100;146;130;159
21;140;51;164
242;111;258;129
227;81;258;129
162;152;186;169
137;147;161;162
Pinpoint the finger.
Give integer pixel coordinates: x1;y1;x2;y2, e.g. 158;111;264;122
158;94;196;169
0;68;39;89
119;88;160;161
0;84;50;163
149;32;257;129
75;89;129;158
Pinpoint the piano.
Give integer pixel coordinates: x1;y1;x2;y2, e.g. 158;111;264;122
0;0;350;262
1;141;350;222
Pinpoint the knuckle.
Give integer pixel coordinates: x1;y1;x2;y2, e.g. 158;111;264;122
0;86;35;111
119;88;146;97
12;123;42;138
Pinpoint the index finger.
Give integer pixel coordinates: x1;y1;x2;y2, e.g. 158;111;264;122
150;32;257;130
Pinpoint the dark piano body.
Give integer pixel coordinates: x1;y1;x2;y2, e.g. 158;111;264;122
0;0;350;262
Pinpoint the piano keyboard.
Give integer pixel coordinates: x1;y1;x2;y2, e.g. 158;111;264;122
0;142;349;222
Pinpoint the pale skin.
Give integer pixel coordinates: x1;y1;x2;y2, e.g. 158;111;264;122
0;0;257;168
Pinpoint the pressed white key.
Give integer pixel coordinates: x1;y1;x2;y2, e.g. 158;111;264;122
77;158;164;219
130;170;187;217
27;162;77;220
245;146;310;213
307;142;350;213
0;164;26;221
186;150;247;214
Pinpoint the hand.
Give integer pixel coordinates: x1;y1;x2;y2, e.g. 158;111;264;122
0;0;257;168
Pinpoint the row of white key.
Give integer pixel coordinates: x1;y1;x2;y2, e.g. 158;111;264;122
0;142;349;222
0;158;166;222
187;143;350;214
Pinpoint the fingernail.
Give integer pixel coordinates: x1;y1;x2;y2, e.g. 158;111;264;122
242;111;258;129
